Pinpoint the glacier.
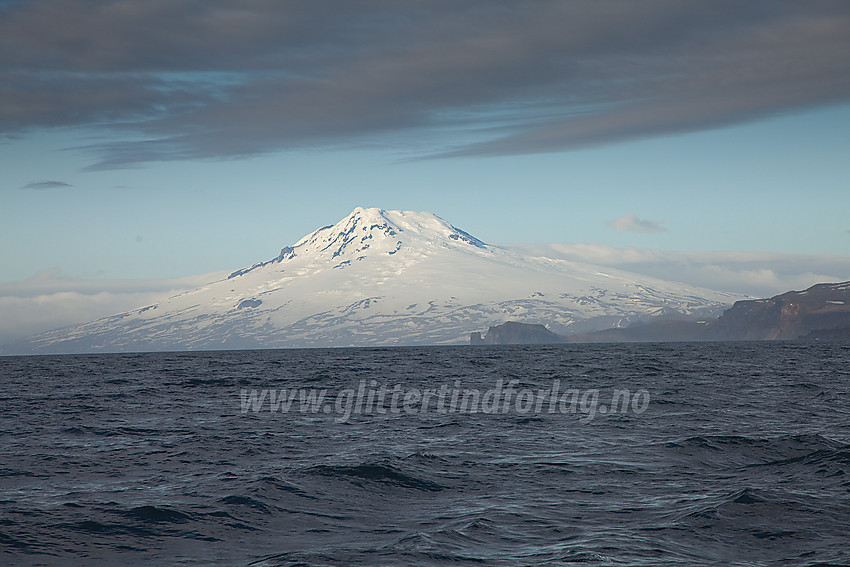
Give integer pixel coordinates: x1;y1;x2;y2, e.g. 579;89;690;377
5;207;744;354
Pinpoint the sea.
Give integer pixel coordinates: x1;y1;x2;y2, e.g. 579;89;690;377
1;341;849;566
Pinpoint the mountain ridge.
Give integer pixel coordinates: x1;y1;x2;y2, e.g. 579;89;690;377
2;207;743;355
555;281;850;343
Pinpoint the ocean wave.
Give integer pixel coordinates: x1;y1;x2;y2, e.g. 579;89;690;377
121;505;192;523
664;433;847;467
308;463;444;492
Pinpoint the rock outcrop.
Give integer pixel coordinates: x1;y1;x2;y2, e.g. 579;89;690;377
470;322;565;345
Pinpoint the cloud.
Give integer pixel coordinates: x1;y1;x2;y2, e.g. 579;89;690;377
20;180;73;190
0;1;848;167
0;268;226;345
606;214;667;233
505;243;850;297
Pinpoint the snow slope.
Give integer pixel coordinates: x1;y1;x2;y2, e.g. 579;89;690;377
7;207;743;353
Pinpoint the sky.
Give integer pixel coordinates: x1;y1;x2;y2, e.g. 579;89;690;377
2;0;850;343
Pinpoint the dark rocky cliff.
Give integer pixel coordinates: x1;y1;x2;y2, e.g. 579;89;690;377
706;281;850;340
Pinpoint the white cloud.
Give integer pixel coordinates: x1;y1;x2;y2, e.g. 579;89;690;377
605;213;667;233
504;243;850;297
0;269;227;345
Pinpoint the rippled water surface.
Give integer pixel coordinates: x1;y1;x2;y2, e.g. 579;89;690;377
2;342;850;566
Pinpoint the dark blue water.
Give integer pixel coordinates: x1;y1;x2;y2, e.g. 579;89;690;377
2;342;849;566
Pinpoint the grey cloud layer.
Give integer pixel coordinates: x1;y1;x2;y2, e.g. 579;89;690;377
20;180;74;190
2;1;849;166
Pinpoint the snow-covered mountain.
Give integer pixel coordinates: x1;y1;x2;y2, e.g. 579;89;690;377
6;207;743;354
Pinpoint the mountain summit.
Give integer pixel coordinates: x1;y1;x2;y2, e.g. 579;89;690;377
228;207;488;280
6;208;742;354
